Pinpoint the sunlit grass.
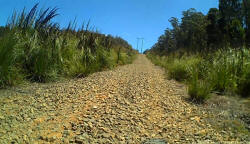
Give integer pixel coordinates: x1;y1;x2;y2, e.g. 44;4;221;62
147;48;250;101
0;4;137;88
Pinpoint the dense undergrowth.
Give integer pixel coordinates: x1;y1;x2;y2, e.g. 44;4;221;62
0;4;137;88
147;48;250;102
146;0;250;102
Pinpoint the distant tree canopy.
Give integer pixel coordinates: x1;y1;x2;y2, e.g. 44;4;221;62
0;26;6;38
147;0;250;55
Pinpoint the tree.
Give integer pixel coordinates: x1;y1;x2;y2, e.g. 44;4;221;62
219;0;244;48
206;8;222;50
169;17;180;50
0;26;6;38
243;0;250;47
148;8;209;55
219;0;242;22
229;19;245;48
180;8;208;53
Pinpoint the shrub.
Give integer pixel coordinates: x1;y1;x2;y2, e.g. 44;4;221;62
188;69;211;102
18;31;62;82
208;62;236;93
167;56;201;81
148;48;250;100
146;54;164;67
61;37;85;77
206;49;246;94
168;59;189;81
118;52;129;65
188;80;211;102
237;65;250;97
96;47;115;69
0;4;137;88
0;32;23;87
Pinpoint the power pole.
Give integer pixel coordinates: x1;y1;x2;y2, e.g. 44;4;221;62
141;38;144;53
137;38;144;53
137;38;139;52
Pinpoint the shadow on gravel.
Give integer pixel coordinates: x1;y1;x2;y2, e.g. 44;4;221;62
160;71;250;141
142;138;167;144
188;93;250;141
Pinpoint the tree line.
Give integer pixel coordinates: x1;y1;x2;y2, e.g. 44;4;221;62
147;0;250;55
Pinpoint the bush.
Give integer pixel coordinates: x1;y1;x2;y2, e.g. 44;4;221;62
61;37;85;77
166;56;201;81
17;31;62;82
118;52;129;65
0;4;137;88
147;48;250;101
0;32;23;87
168;60;188;81
237;65;250;97
146;54;165;67
206;50;238;93
188;80;211;102
188;69;211;102
208;63;236;93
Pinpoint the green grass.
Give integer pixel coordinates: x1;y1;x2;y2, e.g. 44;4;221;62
188;80;211;102
237;65;250;97
147;54;201;81
147;48;250;102
0;32;23;87
0;4;137;88
188;68;211;102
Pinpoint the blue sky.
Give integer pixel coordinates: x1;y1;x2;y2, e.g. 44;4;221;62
0;0;218;52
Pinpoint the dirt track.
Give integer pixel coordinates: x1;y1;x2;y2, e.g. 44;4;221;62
0;55;248;143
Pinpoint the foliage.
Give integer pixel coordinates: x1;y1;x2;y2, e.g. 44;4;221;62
0;26;6;38
188;76;211;102
237;66;250;97
146;0;250;56
146;0;250;101
147;48;250;101
0;32;23;87
243;0;250;47
147;54;201;81
0;4;136;88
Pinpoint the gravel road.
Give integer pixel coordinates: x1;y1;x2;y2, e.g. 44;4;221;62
0;55;249;143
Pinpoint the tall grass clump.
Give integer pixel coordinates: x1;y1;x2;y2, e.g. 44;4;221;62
6;4;62;82
237;66;250;97
147;47;250;101
146;54;168;68
188;66;211;102
206;49;250;96
236;49;250;97
0;32;23;87
147;54;201;81
167;56;201;81
0;4;136;88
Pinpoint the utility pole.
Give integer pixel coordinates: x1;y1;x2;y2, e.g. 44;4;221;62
137;38;144;53
141;38;144;53
136;38;139;52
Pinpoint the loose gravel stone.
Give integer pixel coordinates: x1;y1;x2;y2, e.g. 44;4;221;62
0;55;249;143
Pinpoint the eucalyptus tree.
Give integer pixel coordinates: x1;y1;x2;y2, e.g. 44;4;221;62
206;8;222;50
243;0;250;47
180;8;208;53
219;0;244;48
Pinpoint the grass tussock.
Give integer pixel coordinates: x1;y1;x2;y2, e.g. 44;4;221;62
0;4;137;88
147;48;250;102
0;32;23;86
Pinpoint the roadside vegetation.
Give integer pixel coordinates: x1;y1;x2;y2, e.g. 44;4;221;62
0;4;137;88
146;0;250;102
